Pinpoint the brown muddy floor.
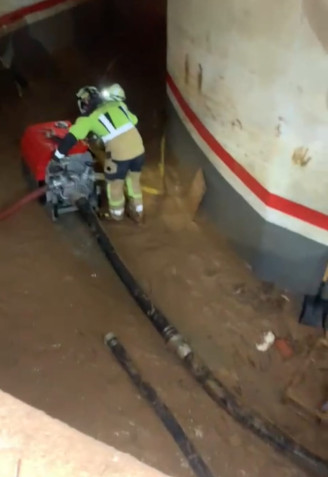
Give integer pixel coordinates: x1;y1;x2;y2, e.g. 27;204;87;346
0;19;326;477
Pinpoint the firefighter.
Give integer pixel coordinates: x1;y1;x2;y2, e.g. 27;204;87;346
52;84;145;222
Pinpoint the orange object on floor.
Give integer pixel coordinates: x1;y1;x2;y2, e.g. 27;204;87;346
274;338;294;359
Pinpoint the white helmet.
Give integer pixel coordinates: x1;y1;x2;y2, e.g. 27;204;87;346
101;83;126;102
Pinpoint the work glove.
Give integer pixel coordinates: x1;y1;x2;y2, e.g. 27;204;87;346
51;150;63;162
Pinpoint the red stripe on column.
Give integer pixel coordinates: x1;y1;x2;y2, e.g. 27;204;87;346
167;73;328;232
0;1;327;233
0;0;71;28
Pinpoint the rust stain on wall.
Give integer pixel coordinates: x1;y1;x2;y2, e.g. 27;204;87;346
184;54;189;84
303;0;328;52
275;117;285;137
231;119;243;130
206;33;211;53
275;124;281;137
292;146;312;167
197;64;203;92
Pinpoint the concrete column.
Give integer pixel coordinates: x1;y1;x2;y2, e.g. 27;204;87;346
167;0;328;293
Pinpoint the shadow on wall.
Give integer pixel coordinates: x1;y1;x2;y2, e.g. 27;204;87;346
70;0;167;142
96;0;167;141
0;0;119;98
12;27;58;79
0;0;167;140
71;0;116;52
0;26;58;99
302;0;328;53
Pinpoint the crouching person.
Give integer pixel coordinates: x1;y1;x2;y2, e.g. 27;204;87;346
53;84;145;222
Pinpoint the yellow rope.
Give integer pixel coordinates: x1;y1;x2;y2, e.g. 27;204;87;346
141;133;166;196
159;134;165;180
142;186;163;196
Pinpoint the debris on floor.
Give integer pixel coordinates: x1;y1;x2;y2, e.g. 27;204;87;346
186;168;206;219
285;338;328;423
274;338;294;360
256;331;276;352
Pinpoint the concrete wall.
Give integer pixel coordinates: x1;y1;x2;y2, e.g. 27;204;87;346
167;0;328;294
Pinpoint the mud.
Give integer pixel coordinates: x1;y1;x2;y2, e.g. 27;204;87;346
0;5;326;477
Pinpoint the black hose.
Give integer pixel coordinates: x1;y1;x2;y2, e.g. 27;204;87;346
76;198;177;340
105;333;215;477
76;198;328;476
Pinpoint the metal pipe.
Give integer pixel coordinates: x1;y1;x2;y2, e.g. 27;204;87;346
76;197;328;476
105;333;215;477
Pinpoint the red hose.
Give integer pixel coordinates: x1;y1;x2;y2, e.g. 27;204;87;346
0;186;47;221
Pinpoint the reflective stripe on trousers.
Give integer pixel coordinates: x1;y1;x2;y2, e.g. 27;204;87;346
125;171;143;208
106;180;125;217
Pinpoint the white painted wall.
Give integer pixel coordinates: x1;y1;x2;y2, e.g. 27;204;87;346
167;0;328;215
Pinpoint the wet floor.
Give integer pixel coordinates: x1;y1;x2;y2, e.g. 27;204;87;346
0;5;327;477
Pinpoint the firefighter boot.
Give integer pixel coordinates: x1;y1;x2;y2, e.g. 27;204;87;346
125;171;144;223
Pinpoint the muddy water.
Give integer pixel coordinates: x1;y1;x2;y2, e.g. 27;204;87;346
0;13;324;477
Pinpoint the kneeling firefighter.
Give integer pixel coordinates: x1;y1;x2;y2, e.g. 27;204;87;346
52;84;145;222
